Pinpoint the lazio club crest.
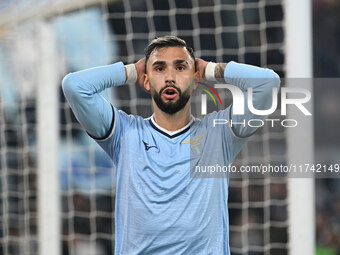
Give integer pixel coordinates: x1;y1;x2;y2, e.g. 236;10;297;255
181;134;206;156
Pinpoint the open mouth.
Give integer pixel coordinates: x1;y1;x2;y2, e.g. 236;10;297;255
162;87;178;99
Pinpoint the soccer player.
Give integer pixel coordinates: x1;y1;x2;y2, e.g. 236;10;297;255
62;36;280;255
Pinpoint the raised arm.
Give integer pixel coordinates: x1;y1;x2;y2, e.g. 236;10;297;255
62;60;145;139
221;62;280;137
198;59;280;137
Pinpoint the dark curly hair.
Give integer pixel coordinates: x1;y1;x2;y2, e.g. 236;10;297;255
145;36;195;70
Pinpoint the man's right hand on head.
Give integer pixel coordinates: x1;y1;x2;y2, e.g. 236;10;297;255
135;58;147;91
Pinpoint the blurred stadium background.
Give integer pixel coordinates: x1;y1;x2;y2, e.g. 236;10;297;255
0;0;339;254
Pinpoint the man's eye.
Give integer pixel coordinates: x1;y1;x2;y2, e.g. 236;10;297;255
177;66;185;71
156;67;163;72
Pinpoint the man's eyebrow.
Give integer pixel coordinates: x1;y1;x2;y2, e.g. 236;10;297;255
174;59;189;65
151;59;190;66
152;61;166;66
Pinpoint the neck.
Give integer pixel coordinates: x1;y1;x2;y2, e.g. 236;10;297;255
152;102;191;131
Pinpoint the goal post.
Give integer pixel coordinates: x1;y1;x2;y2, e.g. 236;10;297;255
36;20;60;255
284;0;315;255
0;0;118;29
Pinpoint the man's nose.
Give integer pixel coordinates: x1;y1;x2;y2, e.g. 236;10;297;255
164;68;176;84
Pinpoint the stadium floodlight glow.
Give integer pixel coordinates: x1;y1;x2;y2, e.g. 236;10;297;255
201;84;312;116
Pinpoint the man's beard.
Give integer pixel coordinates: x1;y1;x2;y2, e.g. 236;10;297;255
151;84;191;114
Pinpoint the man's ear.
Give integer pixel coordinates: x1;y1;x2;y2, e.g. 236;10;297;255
193;69;200;90
143;73;151;93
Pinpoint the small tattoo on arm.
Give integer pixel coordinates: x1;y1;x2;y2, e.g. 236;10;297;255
215;63;227;79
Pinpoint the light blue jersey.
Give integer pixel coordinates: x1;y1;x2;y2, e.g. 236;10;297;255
62;61;280;255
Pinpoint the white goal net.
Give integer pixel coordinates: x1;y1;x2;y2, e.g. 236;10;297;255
0;0;295;254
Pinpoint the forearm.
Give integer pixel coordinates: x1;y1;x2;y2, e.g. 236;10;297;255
62;62;126;139
215;61;281;137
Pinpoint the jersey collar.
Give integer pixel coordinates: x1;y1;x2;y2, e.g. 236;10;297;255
148;114;194;138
